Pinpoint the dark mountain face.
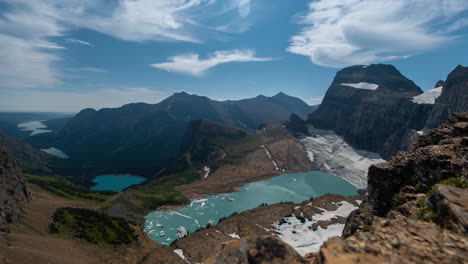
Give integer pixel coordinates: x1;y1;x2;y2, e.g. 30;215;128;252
425;65;468;129
306;64;468;159
0;130;53;174
307;64;423;156
49;92;313;178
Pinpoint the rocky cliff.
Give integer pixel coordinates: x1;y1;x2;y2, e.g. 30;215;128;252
0;148;31;232
425;65;468;129
306;64;468;159
307;64;423;158
314;112;468;264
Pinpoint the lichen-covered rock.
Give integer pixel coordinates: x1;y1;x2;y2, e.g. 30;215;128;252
318;218;467;264
368;112;468;217
0;148;31;232
314;112;468;264
428;184;468;234
206;236;307;264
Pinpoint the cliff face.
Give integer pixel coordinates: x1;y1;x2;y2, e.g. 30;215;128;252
306;64;468;160
315;113;468;264
425;65;468;129
307;64;424;158
0;148;31;232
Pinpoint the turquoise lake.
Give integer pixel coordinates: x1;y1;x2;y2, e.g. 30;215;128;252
90;175;146;191
144;171;356;245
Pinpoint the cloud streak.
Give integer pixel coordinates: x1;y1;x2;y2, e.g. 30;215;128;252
150;49;275;76
66;38;94;47
288;0;468;67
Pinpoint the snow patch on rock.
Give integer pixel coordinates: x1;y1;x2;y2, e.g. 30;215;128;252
341;82;378;90
262;145;280;171
300;126;385;189
275;201;358;256
412;86;442;104
228;233;240;239
203;166;210;178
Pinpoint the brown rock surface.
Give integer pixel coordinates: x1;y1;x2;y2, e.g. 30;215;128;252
429;184;468;234
0;148;31;232
206;236;307;264
315;112;468;264
318;218;467;264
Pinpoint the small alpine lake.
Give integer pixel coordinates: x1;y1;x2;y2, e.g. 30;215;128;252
90;175;146;191
144;171;357;245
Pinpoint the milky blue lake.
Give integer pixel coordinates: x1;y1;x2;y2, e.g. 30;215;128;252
90;175;146;191
144;171;356;245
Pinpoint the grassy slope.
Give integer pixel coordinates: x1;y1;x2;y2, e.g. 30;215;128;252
49;207;136;246
25;174;115;202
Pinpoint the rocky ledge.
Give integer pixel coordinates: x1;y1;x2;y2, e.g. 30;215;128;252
0;148;31;232
315;112;468;264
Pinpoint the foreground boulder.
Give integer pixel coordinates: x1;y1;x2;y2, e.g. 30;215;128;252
207;236;307;264
0;148;31;232
315;113;468;264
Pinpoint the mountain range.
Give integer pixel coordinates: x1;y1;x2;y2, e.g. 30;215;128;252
36;92;315;179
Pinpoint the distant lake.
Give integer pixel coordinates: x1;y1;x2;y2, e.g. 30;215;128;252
17;120;51;136
41;147;69;158
144;171;357;245
90;175;146;191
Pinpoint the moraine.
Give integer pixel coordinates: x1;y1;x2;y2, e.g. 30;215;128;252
144;171;356;245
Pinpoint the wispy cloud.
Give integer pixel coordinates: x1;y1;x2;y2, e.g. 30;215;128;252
0;0;64;88
0;0;252;89
66;38;94;47
150;49;275;76
288;0;468;67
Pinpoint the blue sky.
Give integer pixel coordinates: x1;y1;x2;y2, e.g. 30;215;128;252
0;0;467;112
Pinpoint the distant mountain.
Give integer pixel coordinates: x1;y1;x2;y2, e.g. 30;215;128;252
303;64;468;159
0;130;52;174
47;92;313;178
425;65;468;128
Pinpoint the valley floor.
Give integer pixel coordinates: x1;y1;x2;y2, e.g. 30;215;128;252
0;186;184;264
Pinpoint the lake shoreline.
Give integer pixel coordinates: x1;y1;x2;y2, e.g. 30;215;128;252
144;171;357;245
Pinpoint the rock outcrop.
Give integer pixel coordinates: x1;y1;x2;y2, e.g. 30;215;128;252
206;236;307;264
314;112;468;264
368;112;468;216
0;148;31;232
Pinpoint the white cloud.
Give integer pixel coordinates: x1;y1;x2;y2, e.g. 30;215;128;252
0;0;251;89
288;0;468;67
66;38;94;47
150;49;275;76
0;87;169;112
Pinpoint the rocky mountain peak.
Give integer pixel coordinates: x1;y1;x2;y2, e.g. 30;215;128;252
332;64;422;94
